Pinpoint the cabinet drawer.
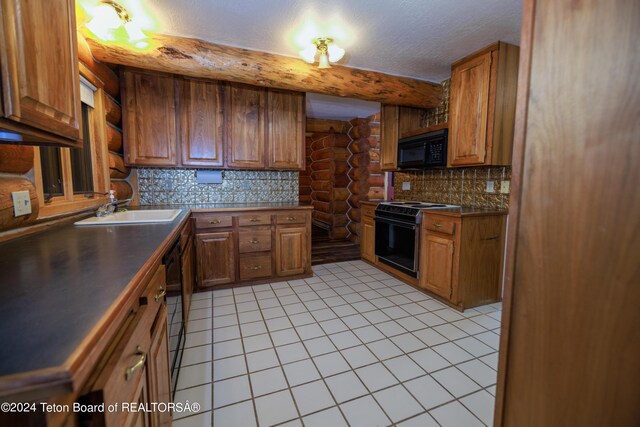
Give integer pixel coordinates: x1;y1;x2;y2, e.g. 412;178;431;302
140;265;167;325
194;214;233;229
239;254;273;280
238;229;272;253
238;214;271;226
424;216;457;235
276;212;308;225
87;307;153;426
362;204;376;218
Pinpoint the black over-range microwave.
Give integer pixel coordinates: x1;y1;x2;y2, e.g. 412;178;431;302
397;128;448;169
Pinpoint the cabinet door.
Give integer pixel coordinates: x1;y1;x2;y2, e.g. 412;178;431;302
268;90;305;169
420;234;455;300
180;239;195;324
0;0;81;142
226;83;266;168
123;70;178;166
380;104;399;171
449;51;492;166
147;306;171;427
179;79;224;167
275;226;308;276
360;216;376;263
196;232;236;287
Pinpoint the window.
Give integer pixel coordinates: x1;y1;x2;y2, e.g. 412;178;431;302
34;74;109;217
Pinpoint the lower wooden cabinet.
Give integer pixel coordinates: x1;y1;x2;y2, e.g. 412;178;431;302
193;209;312;288
79;264;171;427
275;226;309;276
147;305;171;427
180;236;195;324
421;234;455;300
360;202;378;263
196;231;236;287
419;212;506;310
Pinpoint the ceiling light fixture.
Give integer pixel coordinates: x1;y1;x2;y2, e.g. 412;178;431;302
86;0;147;43
299;37;345;69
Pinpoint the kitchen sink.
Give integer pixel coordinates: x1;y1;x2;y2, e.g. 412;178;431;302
74;209;182;226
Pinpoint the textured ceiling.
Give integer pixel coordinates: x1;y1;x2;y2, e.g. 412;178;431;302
117;0;522;118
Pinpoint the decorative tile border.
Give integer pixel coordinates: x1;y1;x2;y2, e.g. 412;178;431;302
136;168;299;205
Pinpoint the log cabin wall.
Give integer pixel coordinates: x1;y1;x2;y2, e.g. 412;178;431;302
393;79;512;209
77;33;134;202
0;34;132;238
346;116;384;243
304;122;351;239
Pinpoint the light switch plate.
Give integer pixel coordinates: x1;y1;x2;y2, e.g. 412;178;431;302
486;180;495;193
501;180;511;194
12;191;32;216
402;181;411;190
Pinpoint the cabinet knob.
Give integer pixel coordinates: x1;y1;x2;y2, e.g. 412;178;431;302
209;219;221;224
249;265;262;270
249;218;261;222
287;216;296;221
124;346;146;380
249;239;260;244
433;223;442;228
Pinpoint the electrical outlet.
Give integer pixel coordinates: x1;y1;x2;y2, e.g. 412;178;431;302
402;181;411;190
501;180;511;194
486;180;495;193
12;191;32;217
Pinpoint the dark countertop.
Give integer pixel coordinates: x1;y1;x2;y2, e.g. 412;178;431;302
0;209;190;379
0;202;308;385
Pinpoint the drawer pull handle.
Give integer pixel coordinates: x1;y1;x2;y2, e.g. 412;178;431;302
249;239;260;244
154;287;167;302
249;265;262;270
209;219;221;224
287;216;296;221
249;218;261;222
124;346;146;380
433;223;442;228
481;236;499;241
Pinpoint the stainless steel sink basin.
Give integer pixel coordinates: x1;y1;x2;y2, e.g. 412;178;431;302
74;209;181;226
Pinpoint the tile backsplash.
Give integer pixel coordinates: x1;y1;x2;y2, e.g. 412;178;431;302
394;167;512;209
136;168;299;205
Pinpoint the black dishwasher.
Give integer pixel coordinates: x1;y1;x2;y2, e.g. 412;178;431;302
163;238;184;399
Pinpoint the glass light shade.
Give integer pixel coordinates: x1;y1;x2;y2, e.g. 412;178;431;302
124;21;147;41
318;51;331;69
327;44;345;62
299;44;317;63
86;4;122;41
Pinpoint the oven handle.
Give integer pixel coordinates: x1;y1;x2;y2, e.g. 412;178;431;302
374;216;417;230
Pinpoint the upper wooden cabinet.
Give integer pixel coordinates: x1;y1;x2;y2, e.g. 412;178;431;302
0;0;81;146
121;71;306;170
267;89;305;169
226;83;267;169
179;78;224;167
380;105;426;171
448;42;519;167
123;69;178;166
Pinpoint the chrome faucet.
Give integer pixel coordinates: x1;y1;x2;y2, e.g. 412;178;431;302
97;190;117;217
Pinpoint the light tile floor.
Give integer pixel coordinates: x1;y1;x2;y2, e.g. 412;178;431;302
172;261;502;427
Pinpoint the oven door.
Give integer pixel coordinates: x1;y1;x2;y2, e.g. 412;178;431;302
374;216;419;277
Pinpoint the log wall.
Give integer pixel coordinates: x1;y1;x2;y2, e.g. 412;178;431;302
0;34;132;236
303;119;352;240
346;115;385;243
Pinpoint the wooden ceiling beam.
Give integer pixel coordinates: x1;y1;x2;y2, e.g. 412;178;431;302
83;32;443;108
